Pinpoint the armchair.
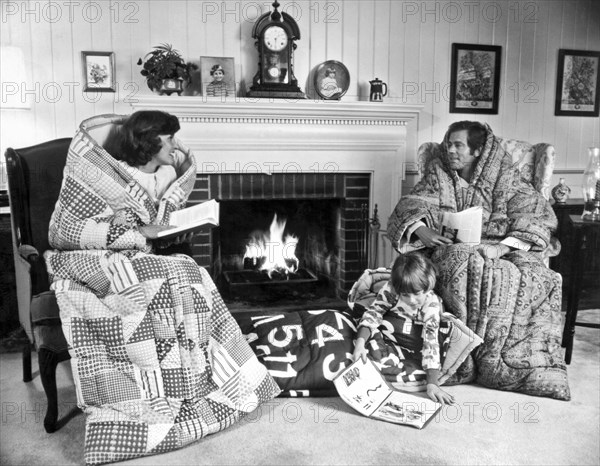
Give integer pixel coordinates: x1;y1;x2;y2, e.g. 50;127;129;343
417;137;557;200
5;138;72;433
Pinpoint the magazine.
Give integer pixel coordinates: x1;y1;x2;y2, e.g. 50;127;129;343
439;206;482;245
333;358;441;429
156;199;220;239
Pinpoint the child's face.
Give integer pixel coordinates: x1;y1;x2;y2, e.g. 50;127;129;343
398;290;428;310
213;70;224;81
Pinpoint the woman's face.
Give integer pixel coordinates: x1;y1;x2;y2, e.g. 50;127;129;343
154;134;177;166
213;70;224;81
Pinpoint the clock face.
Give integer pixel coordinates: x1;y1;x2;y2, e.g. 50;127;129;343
264;26;288;52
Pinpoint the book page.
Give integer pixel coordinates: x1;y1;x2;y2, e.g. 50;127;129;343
334;359;392;417
169;199;219;226
156;200;219;239
334;359;442;428
439;206;482;244
370;390;441;428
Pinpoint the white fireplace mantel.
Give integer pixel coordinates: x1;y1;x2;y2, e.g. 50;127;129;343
130;96;422;227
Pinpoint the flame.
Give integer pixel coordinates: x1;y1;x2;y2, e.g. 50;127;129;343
243;213;299;277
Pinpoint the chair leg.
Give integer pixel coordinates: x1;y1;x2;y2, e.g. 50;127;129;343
38;348;60;433
22;342;32;383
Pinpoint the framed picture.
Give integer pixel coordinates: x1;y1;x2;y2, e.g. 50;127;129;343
554;49;600;117
449;43;501;114
199;56;235;97
314;60;350;100
81;51;115;92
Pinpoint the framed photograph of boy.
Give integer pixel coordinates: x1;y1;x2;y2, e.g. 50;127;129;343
449;43;501;114
199;56;235;97
81;51;115;92
554;49;600;117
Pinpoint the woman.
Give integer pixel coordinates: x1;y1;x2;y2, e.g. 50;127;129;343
44;111;280;464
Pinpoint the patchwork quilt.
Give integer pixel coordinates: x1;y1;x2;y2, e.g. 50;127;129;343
44;115;280;465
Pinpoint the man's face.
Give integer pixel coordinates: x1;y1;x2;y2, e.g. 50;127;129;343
446;130;478;171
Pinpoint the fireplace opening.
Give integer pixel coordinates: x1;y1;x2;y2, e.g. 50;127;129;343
213;199;344;312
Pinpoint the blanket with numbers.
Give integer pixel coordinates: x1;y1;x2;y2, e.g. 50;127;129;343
238;310;357;396
44;115;280;465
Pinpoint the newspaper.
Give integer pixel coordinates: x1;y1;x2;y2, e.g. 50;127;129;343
439;206;482;245
333;358;441;429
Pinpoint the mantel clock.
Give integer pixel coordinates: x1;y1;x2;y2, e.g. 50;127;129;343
247;1;306;99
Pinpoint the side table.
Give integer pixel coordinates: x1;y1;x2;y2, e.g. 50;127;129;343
561;215;600;364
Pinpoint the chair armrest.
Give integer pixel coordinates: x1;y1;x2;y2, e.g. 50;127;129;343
18;244;40;263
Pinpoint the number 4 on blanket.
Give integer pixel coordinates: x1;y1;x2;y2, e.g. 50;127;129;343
157;199;220;239
333;358;441;429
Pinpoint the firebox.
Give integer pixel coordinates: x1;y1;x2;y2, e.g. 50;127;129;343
213;199;341;310
188;172;372;313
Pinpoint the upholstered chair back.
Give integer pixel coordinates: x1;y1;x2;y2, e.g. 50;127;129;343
417;138;556;200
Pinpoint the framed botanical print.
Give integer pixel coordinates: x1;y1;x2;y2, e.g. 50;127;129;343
449;43;501;114
199;56;235;97
555;49;600;117
81;51;115;92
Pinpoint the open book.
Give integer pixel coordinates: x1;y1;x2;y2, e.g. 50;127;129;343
439;206;482;245
156;199;220;239
333;358;441;429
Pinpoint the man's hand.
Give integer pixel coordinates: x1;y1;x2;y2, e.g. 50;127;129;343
477;243;511;259
415;225;454;248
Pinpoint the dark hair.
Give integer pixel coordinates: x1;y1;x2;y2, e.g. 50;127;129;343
445;120;487;154
210;64;224;76
390;253;436;294
117;111;180;166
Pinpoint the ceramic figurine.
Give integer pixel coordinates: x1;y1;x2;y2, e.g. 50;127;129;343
551;178;571;204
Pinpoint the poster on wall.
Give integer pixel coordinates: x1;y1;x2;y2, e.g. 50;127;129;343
449;43;501;114
554;49;600;117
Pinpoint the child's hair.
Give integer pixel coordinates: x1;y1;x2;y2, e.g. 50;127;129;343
390;253;437;294
210;64;224;75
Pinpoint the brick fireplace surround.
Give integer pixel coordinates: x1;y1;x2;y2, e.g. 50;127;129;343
131;97;422;300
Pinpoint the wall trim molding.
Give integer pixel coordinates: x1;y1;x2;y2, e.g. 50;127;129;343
130;96;423;127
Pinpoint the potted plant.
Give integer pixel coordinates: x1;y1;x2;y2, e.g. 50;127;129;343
137;43;195;95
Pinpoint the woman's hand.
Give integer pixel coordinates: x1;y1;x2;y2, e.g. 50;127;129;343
415;225;454;248
426;383;455;405
352;338;369;363
138;225;173;239
171;232;194;245
173;137;191;158
477;243;511;259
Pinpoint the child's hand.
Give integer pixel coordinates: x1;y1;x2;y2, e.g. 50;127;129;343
352;338;369;363
426;383;455;405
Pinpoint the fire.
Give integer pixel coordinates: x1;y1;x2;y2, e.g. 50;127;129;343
243;213;299;277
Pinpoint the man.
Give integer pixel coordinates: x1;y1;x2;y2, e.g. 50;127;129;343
384;121;569;400
388;120;557;259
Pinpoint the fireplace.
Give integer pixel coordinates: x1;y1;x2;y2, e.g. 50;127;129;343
129;97;422;312
187;172;371;311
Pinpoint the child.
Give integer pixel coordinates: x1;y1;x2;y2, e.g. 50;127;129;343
352;253;455;405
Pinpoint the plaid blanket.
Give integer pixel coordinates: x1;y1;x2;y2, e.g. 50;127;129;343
44;115;280;464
